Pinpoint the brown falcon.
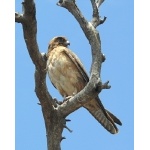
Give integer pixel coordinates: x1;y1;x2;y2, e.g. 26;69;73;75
46;36;122;134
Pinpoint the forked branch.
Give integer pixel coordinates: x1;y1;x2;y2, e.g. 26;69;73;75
16;0;108;150
57;0;109;117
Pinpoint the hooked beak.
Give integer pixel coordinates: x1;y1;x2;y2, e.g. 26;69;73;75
66;40;70;46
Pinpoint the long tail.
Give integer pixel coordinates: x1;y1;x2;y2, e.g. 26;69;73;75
83;97;122;134
106;109;122;126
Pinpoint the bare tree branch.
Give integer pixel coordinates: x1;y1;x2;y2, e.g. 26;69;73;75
90;0;107;27
16;0;111;150
21;1;44;69
15;1;63;149
96;0;105;8
15;0;56;106
91;0;100;26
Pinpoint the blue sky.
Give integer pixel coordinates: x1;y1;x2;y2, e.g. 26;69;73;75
15;0;133;150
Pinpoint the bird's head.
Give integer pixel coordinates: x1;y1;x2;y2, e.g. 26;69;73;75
48;36;70;50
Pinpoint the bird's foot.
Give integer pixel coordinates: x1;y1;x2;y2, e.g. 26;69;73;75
63;95;73;102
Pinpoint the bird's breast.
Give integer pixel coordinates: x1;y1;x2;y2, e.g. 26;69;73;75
47;48;85;97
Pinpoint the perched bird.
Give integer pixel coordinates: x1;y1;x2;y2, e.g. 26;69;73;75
46;36;122;134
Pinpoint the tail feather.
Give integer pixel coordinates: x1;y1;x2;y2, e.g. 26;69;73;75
83;97;122;134
106;109;122;126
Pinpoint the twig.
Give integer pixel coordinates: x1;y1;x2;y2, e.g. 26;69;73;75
15;12;24;23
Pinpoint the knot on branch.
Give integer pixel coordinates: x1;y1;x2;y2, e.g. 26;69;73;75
102;53;106;62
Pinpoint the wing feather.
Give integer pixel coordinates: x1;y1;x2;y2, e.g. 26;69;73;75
63;48;89;83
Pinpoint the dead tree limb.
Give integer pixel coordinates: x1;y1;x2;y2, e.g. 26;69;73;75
15;1;62;150
56;0;108;117
15;0;109;150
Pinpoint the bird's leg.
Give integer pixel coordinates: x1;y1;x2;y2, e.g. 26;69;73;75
54;95;74;106
63;92;77;102
63;95;73;102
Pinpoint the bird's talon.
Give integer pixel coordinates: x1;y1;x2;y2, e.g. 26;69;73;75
63;96;73;102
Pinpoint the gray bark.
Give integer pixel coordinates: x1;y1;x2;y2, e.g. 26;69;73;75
15;0;109;150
